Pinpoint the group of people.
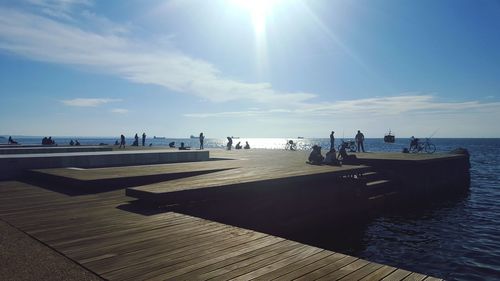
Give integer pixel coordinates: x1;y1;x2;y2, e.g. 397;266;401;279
41;136;56;145
308;130;366;166
116;132;147;148
226;136;250;150
69;139;80;146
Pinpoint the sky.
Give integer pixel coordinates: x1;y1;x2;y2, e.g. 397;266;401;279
1;0;500;138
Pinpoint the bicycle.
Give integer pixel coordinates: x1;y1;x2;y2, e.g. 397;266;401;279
285;140;297;151
338;139;357;153
410;138;436;154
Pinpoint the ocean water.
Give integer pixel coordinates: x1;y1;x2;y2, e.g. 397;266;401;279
2;136;499;280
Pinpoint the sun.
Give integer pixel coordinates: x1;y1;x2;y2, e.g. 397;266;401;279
231;0;280;35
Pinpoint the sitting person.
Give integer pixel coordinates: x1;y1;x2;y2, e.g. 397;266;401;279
178;142;190;150
75;140;81;146
235;141;242;149
8;136;18;144
114;140;120;145
244;141;250;149
324;148;341;166
69;139;75;146
308;145;324;165
168;141;175;148
337;142;358;164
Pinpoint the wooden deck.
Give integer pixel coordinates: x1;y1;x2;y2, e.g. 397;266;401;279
0;179;441;280
0;149;450;280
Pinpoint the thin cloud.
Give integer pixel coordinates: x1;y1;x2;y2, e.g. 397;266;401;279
61;98;121;107
26;0;92;20
185;95;500;118
110;108;129;114
0;6;316;105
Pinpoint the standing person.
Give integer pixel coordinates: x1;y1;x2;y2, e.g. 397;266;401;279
355;130;365;152
119;134;125;149
226;137;233;150
142;132;146;146
199;132;205;150
133;133;139;146
329;131;335;151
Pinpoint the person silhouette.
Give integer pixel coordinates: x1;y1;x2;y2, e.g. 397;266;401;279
142;132;146;146
330;131;335;151
226;137;233;150
199;132;205;150
235;141;242;149
119;134;125;148
244;141;250;149
355;130;365;152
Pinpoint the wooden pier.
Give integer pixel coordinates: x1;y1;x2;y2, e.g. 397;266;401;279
0;148;465;280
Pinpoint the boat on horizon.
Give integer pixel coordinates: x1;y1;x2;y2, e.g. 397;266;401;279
384;130;395;143
153;136;166;139
190;135;197;139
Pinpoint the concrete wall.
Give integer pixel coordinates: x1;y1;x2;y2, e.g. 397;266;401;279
0;150;209;180
0;146;112;154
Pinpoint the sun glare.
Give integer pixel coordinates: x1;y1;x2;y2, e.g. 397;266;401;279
232;0;280;35
231;0;283;77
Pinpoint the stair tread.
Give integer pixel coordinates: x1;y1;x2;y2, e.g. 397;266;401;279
366;179;391;186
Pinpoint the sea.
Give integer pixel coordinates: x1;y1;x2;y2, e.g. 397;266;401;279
1;136;499;280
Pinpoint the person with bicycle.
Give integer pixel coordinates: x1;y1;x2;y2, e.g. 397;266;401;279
409;136;420;152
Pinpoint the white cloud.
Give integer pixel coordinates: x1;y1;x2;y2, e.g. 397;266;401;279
0;7;316;105
61;98;121;107
185;94;500;118
110;108;129;114
25;0;92;20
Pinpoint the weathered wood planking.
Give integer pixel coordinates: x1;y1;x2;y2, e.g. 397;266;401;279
0;180;441;280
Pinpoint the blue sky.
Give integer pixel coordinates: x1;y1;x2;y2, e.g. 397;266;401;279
1;0;500;138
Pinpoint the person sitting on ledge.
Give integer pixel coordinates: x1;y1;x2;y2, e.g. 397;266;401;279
178;142;190;150
235;141;242;149
324;148;341;166
337;142;358;164
75;140;81;146
244;141;250;149
8;136;18;144
168;141;175;148
69;139;74;146
308;145;324;165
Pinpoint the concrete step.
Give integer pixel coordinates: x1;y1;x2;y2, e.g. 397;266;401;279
366;179;391;187
359;171;378;181
365;179;395;197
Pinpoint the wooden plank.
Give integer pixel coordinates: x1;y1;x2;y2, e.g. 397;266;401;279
294;255;358;280
402;272;428;281
316;259;371;280
249;250;333;281
273;252;347;281
338;261;384;280
360;265;398;281
382;268;412;280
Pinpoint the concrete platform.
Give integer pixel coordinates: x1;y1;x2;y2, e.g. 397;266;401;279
0;145;112;154
0;150;209;180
